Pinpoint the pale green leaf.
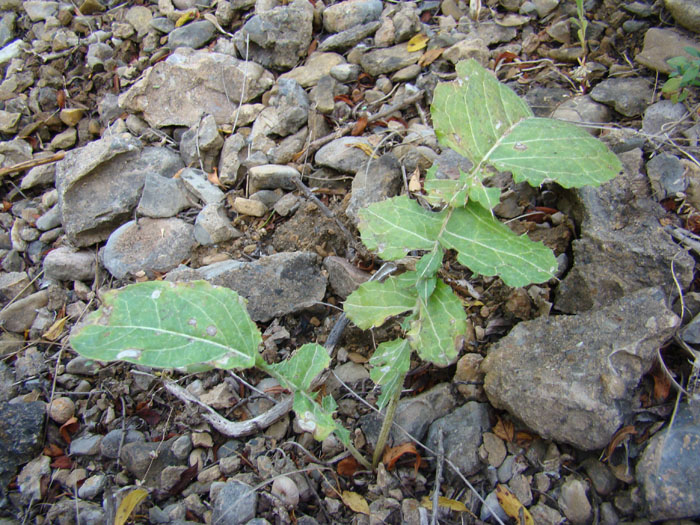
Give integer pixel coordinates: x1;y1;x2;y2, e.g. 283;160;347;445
294;391;349;443
267;343;329;392
416;249;443;281
70;281;261;369
423;165;469;205
431;59;532;162
439;201;557;287
431;59;621;190
468;180;501;209
344;277;417;330
408;280;466;366
369;338;411;410
358;196;445;260
415;276;437;303
489;118;622;187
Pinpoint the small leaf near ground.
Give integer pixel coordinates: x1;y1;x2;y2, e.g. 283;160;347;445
369;338;411;411
70;281;261;370
341;491;370;515
496;484;534;525
266;343;329;392
115;488;148;525
344;277;417;330
383;442;421;472
421;495;468;512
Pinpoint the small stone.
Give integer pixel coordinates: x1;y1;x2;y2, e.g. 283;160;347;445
248;164;299;193
47;397;74;424
481;432;507;467
211;480;257;525
0;290;48;332
323;0;383;33
168;20;216;50
17;455;50;505
443;38;489;66
192;432;213;448
43;247;96;281
558;477;592;525
636;28;700;75
330;63;361;83
78;474;106;499
137;173;191;218
195;203;242;245
232;197;267;217
100;429;145;459
69;433;102;456
315;136;373;174
65;356;101;375
180;168;225;204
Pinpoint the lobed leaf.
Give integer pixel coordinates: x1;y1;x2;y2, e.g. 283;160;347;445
294;391;350;444
357;196;445;260
267;343;329;392
369;338;411;411
344;276;417;329
407;280;466;366
440;201;558;287
70;281;261;369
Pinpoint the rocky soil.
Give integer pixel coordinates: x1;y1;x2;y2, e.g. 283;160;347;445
0;0;700;523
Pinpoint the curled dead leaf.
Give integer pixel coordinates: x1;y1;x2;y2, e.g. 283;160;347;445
496;484;534;525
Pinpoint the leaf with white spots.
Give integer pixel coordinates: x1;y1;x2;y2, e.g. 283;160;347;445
407;280;466;367
293;391;350;444
70;280;261;369
431;59;621;190
369;338;411;411
344;275;418;330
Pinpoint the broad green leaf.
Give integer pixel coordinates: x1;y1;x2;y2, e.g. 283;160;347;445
344;276;417;329
431;59;621;190
358;196;445;260
439;201;557;287
415;276;437;303
662;77;682;93
468;179;501;209
70;281;261;369
294;391;349;443
267;343;329;392
369;338;411;411
431;59;532;162
489;118;622;188
407;280;466;366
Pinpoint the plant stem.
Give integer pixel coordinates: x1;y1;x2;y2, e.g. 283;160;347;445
372;381;402;469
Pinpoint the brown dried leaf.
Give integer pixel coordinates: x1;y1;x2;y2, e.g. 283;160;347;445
383;442;420;472
351;116;368;136
59;416;79;444
493;417;515;443
418;47;444;67
603;425;636;462
408;167;422;193
348;142;378;159
341;491;369;514
337;457;359;477
43;316;68;341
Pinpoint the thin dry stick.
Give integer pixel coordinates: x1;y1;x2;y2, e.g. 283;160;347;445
431;428;444;525
0;151;65;178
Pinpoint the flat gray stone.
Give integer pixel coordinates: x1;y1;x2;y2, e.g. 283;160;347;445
119;48;274;128
137;173;191;218
637;403;700;520
323;255;370;299
323;0;382;33
636;28;700;75
318;21;381;52
642;100;689;137
212;480;257;525
103;218;196;279
248;164;299;194
346;153;402;223
0;290;48;332
166;252;326;322
314;136;373;174
665;0;700;33
43;246;95;281
589;77;653;117
0;401;45;500
483;287;679;450
180;168;225;205
194;204;242;245
56;135;183;247
167;20;215;49
179;114;224;172
360;42;421;76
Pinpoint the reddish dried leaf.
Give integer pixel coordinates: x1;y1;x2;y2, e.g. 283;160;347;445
358;73;374;87
493;417;515;443
515;431;534;447
660;198;678;212
495;51;519;66
603;425;636;462
135;406;161;426
168;464;199;495
337;456;359;477
351;116;368;136
652;366;672;402
351;88;364;104
56;90;66;109
43;444;65;457
383;442;421;473
59;416;79;444
334;94;354;105
208;167;223;188
387;116;408;128
307;38;318;55
420;10;432;23
687;213;700;234
51;455;72;469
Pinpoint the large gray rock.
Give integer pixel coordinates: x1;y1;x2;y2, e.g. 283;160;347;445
323;0;382;33
346;153;402;223
166;252;326;322
119;48;274;128
102;218;196;279
233;0;313;71
555;161;695;313
589;78;653;117
482;287;679;450
636;28;700;75
665;0;700;34
56;135;183;247
426;402;490;482
0;401;45;500
637;403;700;520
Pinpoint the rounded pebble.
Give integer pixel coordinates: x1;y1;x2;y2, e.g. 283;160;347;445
48;396;75;424
271;476;300;508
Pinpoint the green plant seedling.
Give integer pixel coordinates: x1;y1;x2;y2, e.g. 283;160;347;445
662;47;700;103
343;59;622;466
69;59;622;472
70;280;370;468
